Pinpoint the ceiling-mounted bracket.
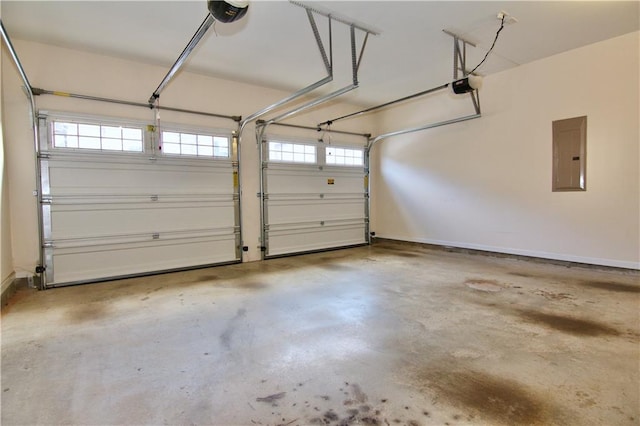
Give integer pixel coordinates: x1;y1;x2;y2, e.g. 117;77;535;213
263;23;370;125
306;8;332;75
239;6;336;131
443;30;477;80
289;1;381;35
443;30;481;114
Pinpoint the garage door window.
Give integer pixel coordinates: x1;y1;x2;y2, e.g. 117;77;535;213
268;141;316;164
53;121;144;152
161;131;229;158
326;147;363;166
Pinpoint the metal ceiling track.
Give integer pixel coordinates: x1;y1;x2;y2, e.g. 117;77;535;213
256;120;370;138
365;31;482;148
243;1;375;130
319;31;480;129
312;29;483;148
148;14;215;105
367;113;481;149
318;83;450;128
31;88;241;122
262;24;370;126
239;8;334;131
0;19;46;289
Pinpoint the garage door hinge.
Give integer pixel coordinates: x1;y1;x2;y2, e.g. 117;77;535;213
152;233;160;240
41;196;52;204
38;153;51;159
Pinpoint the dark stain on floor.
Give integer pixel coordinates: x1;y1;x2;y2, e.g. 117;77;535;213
220;308;247;349
533;290;575;301
380;246;423;258
419;368;547;425
319;264;354;272
508;272;537;278
257;382;423;426
256;392;287;404
579;280;640;293
319;255;349;262
394;252;420;258
196;275;219;282
233;281;268;289
66;303;110;323
516;309;620;337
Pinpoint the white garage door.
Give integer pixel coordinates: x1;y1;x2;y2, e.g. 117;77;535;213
38;112;240;287
261;136;369;258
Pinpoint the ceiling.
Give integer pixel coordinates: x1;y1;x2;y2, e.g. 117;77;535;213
2;1;639;108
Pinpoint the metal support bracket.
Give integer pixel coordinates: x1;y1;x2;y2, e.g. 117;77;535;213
264;22;370;125
240;8;335;130
443;30;477;79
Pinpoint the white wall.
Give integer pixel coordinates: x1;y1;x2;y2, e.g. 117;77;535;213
371;31;640;269
1;43;17;290
1;39;375;274
5;31;638;275
1;38;35;287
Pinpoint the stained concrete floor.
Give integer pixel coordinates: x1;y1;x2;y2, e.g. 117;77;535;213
1;241;639;426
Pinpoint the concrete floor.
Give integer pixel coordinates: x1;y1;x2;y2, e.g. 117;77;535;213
1;241;639;426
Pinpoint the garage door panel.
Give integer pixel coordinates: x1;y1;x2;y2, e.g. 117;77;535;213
51;202;235;239
51;235;237;284
266;221;366;257
48;159;233;196
266;167;365;194
266;197;364;224
262;138;369;258
39;114;239;287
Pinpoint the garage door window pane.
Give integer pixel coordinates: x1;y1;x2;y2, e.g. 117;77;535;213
181;133;197;145
326;147;363;166
79;124;100;137
123;128;142;141
163;142;181;154
79;136;101;149
198;146;214;156
102;138;122;151
161;131;229;158
162;132;180;143
181;144;198;156
269;141;316;164
54;122;77;136
54;135;78;148
123;139;143;152
52;120;144;153
214;137;229;157
101;126;122;139
198;135;213;146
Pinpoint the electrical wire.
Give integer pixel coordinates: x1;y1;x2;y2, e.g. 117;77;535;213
469;16;505;75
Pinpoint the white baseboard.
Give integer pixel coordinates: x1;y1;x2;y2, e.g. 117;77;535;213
377;235;640;270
